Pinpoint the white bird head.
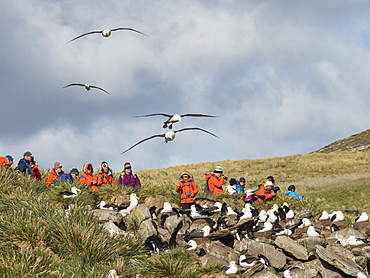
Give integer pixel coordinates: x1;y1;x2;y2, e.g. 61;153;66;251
84;84;91;90
202;225;211;236
187;240;197;250
164;131;176;141
102;29;112;37
71;187;80;194
130;193;139;200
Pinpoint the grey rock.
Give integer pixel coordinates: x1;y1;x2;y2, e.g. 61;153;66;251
316;245;363;277
247;241;287;270
295;259;346;278
353;222;370;236
204;240;240;262
199;253;228;268
137;218;158;242
92;209;123;223
274;235;309;260
297;236;327;252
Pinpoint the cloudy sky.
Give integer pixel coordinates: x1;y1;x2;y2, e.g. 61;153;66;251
1;0;370;173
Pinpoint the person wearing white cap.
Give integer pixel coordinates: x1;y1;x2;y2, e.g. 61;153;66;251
254;177;278;203
207;165;228;195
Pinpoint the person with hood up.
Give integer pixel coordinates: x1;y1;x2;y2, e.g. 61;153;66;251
175;170;199;210
46;162;64;187
207;165;228;195
80;163;100;192
14;151;34;177
0;155;14;168
30;156;42;181
58;167;79;184
97;161;115;186
118;162;141;188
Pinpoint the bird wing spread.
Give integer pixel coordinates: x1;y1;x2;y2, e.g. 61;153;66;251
121;134;165;154
66;30;103;43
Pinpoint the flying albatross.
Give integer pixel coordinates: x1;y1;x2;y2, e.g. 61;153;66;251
121;128;218;154
67;27;147;43
63;83;111;95
134;113;217;129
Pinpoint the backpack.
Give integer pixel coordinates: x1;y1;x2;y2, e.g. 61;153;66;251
204;172;213;195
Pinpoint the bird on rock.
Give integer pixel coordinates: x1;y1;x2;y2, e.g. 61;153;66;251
121;128;218;154
118;193;139;216
355;212;369;222
307;225;321;237
134;113;217;129
67;27;147;43
222;261;238;275
319;211;330;220
99;201;119;210
59;186;80;198
63;83;110;95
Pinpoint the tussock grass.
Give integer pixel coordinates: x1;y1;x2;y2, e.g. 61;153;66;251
141;248;197;278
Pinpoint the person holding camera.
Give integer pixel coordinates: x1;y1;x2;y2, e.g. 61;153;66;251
175;170;199;210
208;165;228;195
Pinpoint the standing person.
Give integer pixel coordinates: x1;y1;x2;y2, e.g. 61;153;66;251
118;162;141;188
175;170;199;210
30;156;42;181
46;162;64;187
59;167;79;184
80;163;100;192
14;151;34;177
97;161;115;186
207;165;228;195
0;155;14;168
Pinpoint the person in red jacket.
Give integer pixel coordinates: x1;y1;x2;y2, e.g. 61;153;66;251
97;161;115;186
46;162;64;187
207;165;228;195
175;170;199;210
30;157;42;181
0;155;14;168
80;163;100;192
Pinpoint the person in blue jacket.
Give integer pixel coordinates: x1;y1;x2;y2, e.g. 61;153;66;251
58;168;80;184
285;184;305;200
14;151;34;177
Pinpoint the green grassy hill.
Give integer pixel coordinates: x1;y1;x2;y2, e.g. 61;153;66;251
1;129;370;277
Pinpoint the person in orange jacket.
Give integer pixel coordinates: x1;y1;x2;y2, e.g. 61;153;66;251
97;161;115;186
0;155;14;168
255;180;277;202
175;170;199;210
207;165;228;195
46;162;64;187
80;163;100;192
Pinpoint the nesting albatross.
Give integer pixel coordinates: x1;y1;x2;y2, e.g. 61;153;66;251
59;187;80;198
134;113;217;129
121;128;218;154
63;83;111;95
67;27;147;43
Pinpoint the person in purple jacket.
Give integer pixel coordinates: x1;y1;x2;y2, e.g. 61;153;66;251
118;162;141;188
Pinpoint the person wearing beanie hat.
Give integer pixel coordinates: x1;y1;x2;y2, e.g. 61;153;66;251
226;178;237;194
175;170;199;210
58;167;80;184
46;162;64;187
80;163;100;192
98;161;115;186
118;162;141;188
0;155;14;168
235;177;246;194
14;151;34;177
207;165;228;195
